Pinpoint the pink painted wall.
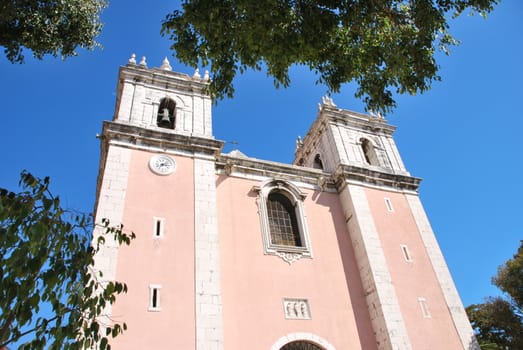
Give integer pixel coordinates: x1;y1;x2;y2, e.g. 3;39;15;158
364;188;462;349
110;150;196;349
216;176;376;350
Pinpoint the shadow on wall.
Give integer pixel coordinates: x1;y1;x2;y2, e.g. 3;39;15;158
314;191;379;350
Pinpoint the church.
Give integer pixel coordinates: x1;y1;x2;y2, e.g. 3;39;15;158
91;55;477;350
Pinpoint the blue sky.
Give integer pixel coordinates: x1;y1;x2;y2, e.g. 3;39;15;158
1;0;521;313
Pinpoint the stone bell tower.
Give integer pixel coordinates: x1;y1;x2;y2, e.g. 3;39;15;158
112;55;213;137
294;98;477;350
92;55;225;349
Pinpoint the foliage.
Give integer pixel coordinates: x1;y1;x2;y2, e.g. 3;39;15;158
162;0;499;114
466;241;523;350
0;0;107;63
493;242;523;308
0;172;135;350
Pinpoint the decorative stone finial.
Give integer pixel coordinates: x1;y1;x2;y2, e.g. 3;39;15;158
369;109;383;119
160;57;172;71
321;95;336;107
193;68;201;80
295;136;303;151
203;70;210;82
128;53;136;65
139;56;147;67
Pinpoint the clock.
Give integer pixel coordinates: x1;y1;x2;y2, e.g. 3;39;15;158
149;155;176;175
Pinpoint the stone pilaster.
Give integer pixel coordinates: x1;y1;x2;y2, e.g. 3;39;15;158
340;183;412;350
194;157;224;350
92;145;131;317
405;194;479;350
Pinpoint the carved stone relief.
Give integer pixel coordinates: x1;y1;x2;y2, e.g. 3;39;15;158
283;298;311;320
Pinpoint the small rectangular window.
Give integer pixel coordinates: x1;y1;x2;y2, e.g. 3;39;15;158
418;297;431;318
384;197;394;212
153;217;164;238
148;284;162;311
401;244;412;262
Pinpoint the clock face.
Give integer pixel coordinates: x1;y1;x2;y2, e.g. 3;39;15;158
149;155;176;175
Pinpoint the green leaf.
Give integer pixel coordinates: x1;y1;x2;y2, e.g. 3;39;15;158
0;172;134;349
161;0;499;114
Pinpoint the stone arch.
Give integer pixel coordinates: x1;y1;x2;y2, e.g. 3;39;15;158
359;137;380;166
270;332;336;350
151;94;186;128
257;179;307;204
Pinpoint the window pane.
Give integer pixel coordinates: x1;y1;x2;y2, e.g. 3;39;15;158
267;192;302;246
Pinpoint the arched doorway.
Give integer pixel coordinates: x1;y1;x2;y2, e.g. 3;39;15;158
280;341;324;350
270;332;336;350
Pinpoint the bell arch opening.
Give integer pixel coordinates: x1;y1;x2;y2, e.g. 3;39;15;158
157;98;176;129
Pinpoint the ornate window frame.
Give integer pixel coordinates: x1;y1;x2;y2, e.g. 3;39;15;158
253;179;312;264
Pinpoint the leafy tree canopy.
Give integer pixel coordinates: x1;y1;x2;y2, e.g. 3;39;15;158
0;172;135;350
162;0;499;114
0;0;107;63
466;241;523;350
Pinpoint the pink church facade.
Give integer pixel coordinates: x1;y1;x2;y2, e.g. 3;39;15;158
92;57;477;350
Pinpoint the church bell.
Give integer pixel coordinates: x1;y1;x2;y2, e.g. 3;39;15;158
158;108;172;128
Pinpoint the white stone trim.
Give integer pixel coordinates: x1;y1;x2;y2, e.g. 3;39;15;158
344;178;419;195
223;171;330;192
340;184;412;350
92;146;131;322
405;194;479;350
270;332;336;350
328;123;348;165
194;158;224;350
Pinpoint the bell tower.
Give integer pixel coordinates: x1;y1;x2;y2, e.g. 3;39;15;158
294;97;409;177
92;55;225;349
113;54;213;137
295;99;477;350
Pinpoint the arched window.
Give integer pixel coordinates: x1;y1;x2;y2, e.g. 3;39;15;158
360;138;379;166
254;180;312;263
267;192;302;246
280;341;324;350
313;154;324;170
157;98;176;129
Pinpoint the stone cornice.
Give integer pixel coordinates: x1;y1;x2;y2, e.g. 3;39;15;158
118;64;210;95
100;121;224;157
217;154;421;193
321;105;396;134
216;154;336;191
333;164;422;192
